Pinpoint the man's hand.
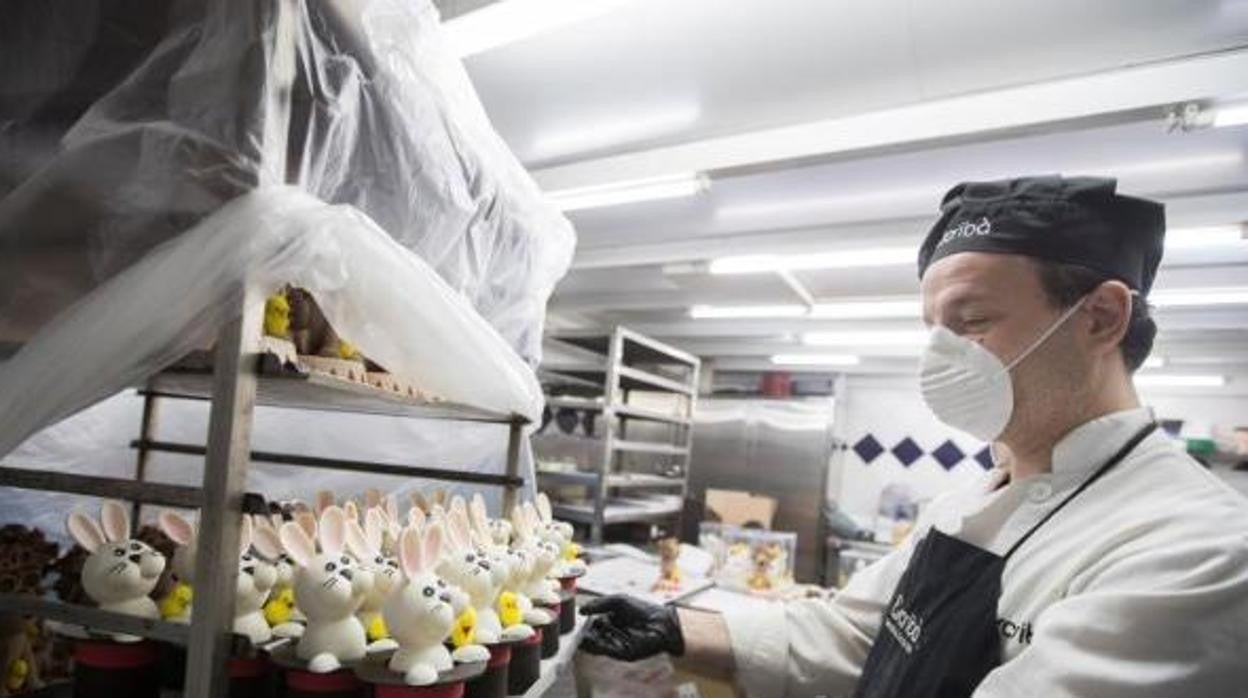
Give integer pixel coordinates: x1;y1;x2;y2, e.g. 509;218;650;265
579;595;685;661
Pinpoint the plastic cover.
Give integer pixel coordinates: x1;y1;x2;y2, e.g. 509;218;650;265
0;0;575;456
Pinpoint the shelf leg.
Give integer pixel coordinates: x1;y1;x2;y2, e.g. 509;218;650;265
130;385;161;524
184;293;262;698
503;419;523;515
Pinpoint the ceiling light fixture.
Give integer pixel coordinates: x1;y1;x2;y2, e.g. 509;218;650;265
1134;374;1226;388
771;354;861;367
690;298;922;320
1213;103;1248;128
1150;287;1248;307
710;247;915;275
802;330;928;347
547;172;708;212
443;0;631;58
1165;224;1246;249
532;105;701;161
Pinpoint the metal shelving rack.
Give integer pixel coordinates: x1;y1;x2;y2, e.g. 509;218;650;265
0;2;536;695
539;326;700;543
0;297;530;698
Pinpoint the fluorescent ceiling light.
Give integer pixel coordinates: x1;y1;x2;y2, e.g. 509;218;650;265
1150;287;1248;307
548;173;708;212
690;298;922;320
1142;356;1166;369
1071;152;1243;179
443;0;630;58
1166;224;1246;249
690;304;807;319
1134;374;1225;388
1214;103;1248;128
802;330;928;347
715;187;938;221
710;247;914;274
771;354;861;367
532;105;700;161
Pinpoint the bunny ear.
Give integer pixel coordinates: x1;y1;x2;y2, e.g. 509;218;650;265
409;491;430;514
536;493;554;523
159;511;196;547
319;506;347;556
523;502;541;531
407;506;427;530
345;518;372;560
433;489;448;506
364;508;385;552
449;495;467;523
429;503;447;522
510;505;528;540
279;521;316;567
423;521;445;566
68;512;107;552
343;500;359;524
385;494;399;523
315;490;334;517
470;494;488;526
295;510;318;540
364;488;382;511
399;526;424;579
239;514;254;555
445;514;468;553
100;501;130;542
468;526;490;551
252;523;283;560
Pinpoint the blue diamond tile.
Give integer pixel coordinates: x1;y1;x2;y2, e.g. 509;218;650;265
974;446;995;470
932;440;966;470
892;437;923;467
853;434;884;464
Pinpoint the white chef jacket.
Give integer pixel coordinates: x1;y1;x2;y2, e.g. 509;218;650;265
723;407;1248;698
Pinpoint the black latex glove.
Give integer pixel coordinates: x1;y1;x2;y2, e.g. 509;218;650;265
579;594;685;661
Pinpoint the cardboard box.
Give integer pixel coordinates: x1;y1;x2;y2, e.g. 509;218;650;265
705;489;777;529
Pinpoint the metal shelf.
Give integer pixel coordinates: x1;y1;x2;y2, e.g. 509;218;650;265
147;361;525;425
612;440;689;456
552;496;684;525
550;329;699;368
538;470;686;491
546;397;691;426
0;594;189;645
543;365;694;396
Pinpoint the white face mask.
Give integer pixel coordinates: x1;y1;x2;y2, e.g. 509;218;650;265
919;297;1087;442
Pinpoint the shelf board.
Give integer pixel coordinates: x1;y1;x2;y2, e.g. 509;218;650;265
0;594;190;645
520;612;588;698
542;365;694;396
146;356;526;425
545;398;691;426
612;440;689;456
552;496;683;524
538;471;685;490
549;330;699;368
0;465;204;508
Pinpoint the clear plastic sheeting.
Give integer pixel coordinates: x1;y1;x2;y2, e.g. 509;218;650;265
0;186;545;458
0;0;574;457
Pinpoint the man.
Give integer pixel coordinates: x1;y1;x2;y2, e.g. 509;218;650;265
579;176;1248;697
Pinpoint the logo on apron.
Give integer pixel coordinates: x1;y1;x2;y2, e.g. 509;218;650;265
883;594;923;654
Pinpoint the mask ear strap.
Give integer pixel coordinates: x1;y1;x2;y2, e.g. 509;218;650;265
1002;294;1089;372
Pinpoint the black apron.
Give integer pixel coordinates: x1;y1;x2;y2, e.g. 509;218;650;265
851;423;1156;698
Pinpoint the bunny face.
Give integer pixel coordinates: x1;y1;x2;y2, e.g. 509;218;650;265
69;501;165;608
346;508;402;603
280;505;375;622
237;550;278;613
488;519;512;547
438;548;496;607
504;547;533;590
82;539;165;604
530;539;560;580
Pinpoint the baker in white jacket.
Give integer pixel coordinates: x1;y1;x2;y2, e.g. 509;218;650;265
579;176;1248;697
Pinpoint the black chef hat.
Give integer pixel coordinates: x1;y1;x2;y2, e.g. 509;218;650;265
916;176;1166;294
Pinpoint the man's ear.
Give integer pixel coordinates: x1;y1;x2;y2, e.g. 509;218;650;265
1082;280;1133;356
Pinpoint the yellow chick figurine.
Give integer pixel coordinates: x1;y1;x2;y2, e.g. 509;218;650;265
159;582;193;620
563;542;582;562
366;614;389;643
451;605;479;648
264;586;297;626
336;338;361;360
263;291;291;338
5;658;28;693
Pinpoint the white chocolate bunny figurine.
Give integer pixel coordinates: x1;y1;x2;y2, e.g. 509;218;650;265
437;507;530;643
535;493;587;577
469;496;551;627
385;522;489;686
511;503;562;605
345;508;401;649
279;505;375;673
67;501;165;641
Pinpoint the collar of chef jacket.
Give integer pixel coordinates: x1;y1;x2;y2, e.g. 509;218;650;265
931;406;1158;552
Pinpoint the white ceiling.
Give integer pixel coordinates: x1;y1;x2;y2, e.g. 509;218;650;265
454;0;1248;389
